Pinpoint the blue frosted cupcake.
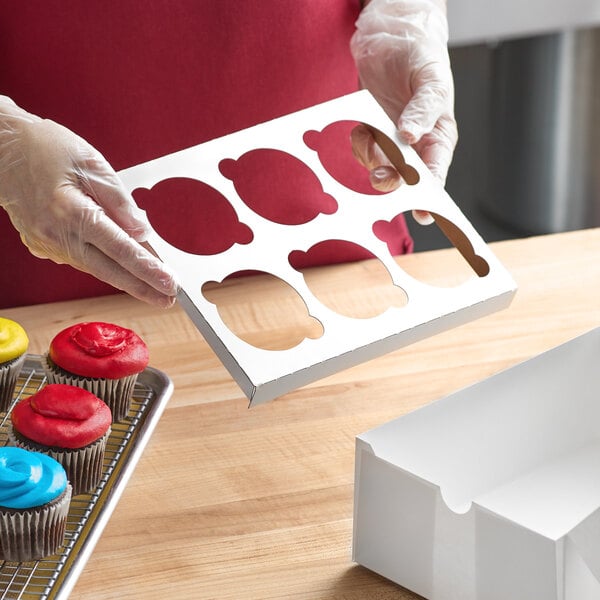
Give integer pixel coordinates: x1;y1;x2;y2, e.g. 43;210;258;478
0;447;72;562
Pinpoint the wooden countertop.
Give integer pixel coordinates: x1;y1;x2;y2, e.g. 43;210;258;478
4;228;600;600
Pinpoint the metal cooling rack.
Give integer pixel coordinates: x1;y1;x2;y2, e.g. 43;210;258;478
0;355;173;600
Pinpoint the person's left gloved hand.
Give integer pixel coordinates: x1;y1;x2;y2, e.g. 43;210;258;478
350;0;458;224
0;96;179;307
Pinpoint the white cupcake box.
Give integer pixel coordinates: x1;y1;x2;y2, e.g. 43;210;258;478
353;327;600;599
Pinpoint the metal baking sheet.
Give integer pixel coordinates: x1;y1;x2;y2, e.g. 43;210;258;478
0;355;173;600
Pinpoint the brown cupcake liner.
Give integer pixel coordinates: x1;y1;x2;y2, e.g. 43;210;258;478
0;484;72;562
8;429;111;496
0;353;27;413
43;355;138;422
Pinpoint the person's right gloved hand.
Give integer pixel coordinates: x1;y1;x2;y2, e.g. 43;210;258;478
350;0;458;225
0;96;179;308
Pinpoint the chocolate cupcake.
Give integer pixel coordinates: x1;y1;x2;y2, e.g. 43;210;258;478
0;317;29;412
9;384;112;496
0;446;72;562
43;322;149;422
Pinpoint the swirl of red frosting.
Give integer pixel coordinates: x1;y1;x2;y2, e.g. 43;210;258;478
49;322;149;379
11;384;112;448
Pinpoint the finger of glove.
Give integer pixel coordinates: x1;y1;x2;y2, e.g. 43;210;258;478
62;186;179;298
85;213;179;297
351;124;401;192
370;166;401;192
351;123;391;170
74;242;177;308
73;142;152;243
354;121;429;203
398;65;453;145
22;217;177;309
412;209;434;225
412;115;458;184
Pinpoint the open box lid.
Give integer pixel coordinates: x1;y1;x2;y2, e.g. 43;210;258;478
356;326;600;591
119;90;517;405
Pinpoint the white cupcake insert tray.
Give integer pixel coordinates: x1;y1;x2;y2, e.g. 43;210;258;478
119;91;517;405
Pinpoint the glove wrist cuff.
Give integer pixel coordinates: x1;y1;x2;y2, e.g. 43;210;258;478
0;96;42;125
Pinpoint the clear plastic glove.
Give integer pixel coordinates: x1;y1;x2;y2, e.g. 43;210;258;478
0;96;179;307
350;0;458;224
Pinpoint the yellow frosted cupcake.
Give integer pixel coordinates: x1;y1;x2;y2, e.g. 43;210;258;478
0;317;29;413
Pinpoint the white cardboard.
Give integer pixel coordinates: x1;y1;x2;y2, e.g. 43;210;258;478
353;326;600;599
118;91;516;405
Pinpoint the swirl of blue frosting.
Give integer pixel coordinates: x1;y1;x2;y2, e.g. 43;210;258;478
0;447;67;509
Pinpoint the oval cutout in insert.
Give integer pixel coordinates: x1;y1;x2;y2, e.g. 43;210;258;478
133;177;253;255
219;149;337;225
202;271;324;351
375;212;490;287
304;120;420;192
289;240;408;319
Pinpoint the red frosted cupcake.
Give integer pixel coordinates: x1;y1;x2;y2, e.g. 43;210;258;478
9;384;112;496
43;322;149;422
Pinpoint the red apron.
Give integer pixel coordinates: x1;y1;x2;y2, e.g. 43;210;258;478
0;1;412;308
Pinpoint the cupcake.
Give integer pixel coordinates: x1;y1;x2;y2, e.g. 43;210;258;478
9;383;112;496
43;321;149;422
0;446;71;562
0;317;29;412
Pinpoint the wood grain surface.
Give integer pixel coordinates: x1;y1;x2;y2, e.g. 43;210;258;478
4;228;599;600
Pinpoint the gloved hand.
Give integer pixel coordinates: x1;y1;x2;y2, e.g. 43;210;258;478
0;96;179;307
350;0;458;224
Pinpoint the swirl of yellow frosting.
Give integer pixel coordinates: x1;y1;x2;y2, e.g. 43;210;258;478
0;317;29;363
